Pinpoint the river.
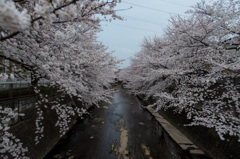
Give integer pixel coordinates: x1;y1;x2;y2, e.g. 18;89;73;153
44;85;187;159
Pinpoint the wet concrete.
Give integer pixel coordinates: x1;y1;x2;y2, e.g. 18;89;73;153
44;86;187;159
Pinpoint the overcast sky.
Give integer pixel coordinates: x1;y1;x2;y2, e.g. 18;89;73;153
97;0;211;68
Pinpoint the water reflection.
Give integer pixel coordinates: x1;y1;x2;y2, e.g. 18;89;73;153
44;86;185;159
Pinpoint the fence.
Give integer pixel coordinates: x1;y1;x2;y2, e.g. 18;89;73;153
0;80;51;125
0;95;37;125
0;90;72;125
0;80;50;90
0;81;31;90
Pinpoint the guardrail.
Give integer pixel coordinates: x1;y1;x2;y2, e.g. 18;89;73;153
0;80;50;90
0;81;31;90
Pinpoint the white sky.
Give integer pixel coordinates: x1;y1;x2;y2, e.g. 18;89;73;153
97;0;211;68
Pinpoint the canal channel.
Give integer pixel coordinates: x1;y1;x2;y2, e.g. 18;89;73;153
44;85;188;159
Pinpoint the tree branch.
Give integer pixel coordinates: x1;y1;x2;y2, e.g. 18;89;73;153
0;0;116;41
0;54;33;71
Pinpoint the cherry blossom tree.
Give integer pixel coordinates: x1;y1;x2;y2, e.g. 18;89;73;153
119;0;240;142
0;0;121;158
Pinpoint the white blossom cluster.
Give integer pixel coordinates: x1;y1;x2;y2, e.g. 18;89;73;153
34;99;45;145
0;0;122;34
0;0;31;31
0;0;121;158
33;89;91;145
119;0;240;141
0;106;29;159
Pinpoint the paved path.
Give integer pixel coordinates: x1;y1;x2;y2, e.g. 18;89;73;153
44;86;186;159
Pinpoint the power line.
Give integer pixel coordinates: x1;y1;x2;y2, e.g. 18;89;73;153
122;1;184;16
115;7;133;12
104;22;162;34
101;14;166;31
123;15;165;28
158;0;190;8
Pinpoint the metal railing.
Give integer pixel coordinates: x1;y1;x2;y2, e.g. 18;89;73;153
0;81;31;90
0;80;50;90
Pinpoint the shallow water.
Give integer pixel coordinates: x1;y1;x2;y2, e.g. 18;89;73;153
44;86;184;159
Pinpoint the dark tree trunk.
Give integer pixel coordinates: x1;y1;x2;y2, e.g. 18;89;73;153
31;72;39;86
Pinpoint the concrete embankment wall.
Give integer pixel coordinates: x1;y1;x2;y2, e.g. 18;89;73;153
9;99;81;159
157;107;240;159
138;95;240;159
